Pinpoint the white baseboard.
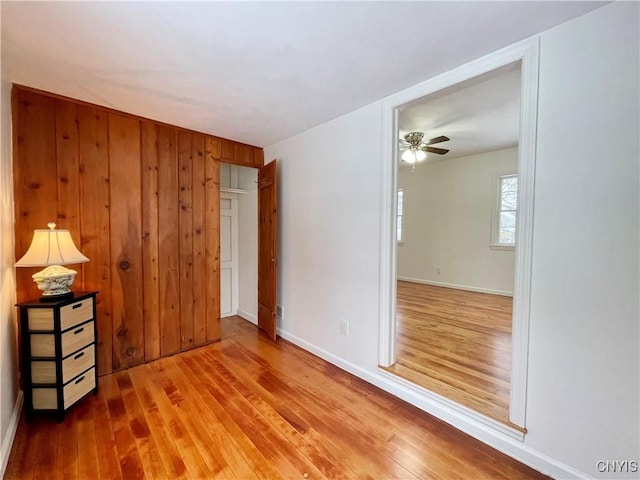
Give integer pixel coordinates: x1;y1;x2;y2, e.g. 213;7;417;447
236;309;257;325
397;276;513;297
0;390;23;478
276;327;589;480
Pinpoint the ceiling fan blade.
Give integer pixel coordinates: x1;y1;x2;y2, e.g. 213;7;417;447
425;146;449;155
423;135;450;146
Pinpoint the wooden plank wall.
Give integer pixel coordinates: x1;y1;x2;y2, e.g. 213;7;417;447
12;86;263;374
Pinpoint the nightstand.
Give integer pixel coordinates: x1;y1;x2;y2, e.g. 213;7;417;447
17;291;99;422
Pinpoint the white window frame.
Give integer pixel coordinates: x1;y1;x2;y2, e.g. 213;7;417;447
491;172;517;250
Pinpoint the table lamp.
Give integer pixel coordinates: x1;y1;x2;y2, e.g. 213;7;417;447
15;222;89;300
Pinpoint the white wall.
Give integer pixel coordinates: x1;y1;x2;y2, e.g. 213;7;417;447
267;101;383;368
526;2;639;478
265;2;639;478
397;148;516;295
0;7;21;471
237;166;258;323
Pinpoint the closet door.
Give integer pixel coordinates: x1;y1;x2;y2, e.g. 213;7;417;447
258;160;277;340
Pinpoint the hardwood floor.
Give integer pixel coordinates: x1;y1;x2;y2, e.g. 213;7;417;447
386;281;514;427
4;316;547;479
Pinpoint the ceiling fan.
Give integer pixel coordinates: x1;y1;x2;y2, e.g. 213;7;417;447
399;132;450;170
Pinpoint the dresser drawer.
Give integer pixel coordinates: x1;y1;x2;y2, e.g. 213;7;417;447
32;367;96;410
32;387;57;410
61;322;94;357
62;344;95;382
64;368;96;409
27;297;94;332
27;308;54;331
30;361;56;384
60;298;94;331
30;321;95;357
31;344;95;384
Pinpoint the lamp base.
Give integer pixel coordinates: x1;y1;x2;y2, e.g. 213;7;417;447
39;291;74;302
32;265;78;299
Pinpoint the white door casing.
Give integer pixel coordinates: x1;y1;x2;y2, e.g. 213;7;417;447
378;37;539;432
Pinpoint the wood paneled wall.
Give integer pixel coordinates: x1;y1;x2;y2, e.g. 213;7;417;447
12;86;264;374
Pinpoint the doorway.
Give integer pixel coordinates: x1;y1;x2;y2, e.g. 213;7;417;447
220;163;259;327
388;65;521;427
378;39;539;432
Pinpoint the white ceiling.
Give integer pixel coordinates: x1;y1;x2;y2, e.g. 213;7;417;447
1;1;606;147
399;63;521;164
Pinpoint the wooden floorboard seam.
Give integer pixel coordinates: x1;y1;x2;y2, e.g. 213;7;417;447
5;316;548;480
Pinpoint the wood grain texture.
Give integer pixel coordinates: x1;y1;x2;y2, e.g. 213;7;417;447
78;105;113;376
258;160;277;340
12;86;261;374
253;147;265;167
191;134;207;346
233;143;253;167
54;100;82;288
14;84;262;167
205;137;221;342
141;121;161;362
387;281;514;427
221;139;234;161
178;130;194;351
5;317;549;480
109;113;144;370
13;90;57;301
157;125;181;357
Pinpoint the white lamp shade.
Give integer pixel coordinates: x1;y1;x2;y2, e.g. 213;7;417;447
16;228;89;267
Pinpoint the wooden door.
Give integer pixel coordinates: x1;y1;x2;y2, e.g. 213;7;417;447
258;160;277;340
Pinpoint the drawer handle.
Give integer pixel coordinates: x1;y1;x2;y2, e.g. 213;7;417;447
74;351;85;360
72;302;83;310
75;375;85;384
74;327;84;335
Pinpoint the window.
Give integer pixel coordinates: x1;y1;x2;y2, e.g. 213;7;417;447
397;188;404;243
492;173;517;248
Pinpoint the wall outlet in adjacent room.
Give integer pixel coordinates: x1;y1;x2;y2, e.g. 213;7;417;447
340;319;349;336
276;304;283;319
436;266;443;274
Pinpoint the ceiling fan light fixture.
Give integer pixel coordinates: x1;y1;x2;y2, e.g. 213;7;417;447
404;131;425;145
399;131;449;171
401;149;415;163
401;148;427;164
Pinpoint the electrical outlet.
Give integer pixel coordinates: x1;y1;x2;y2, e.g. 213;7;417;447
276;305;283;319
436;266;443;274
340;319;349;336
